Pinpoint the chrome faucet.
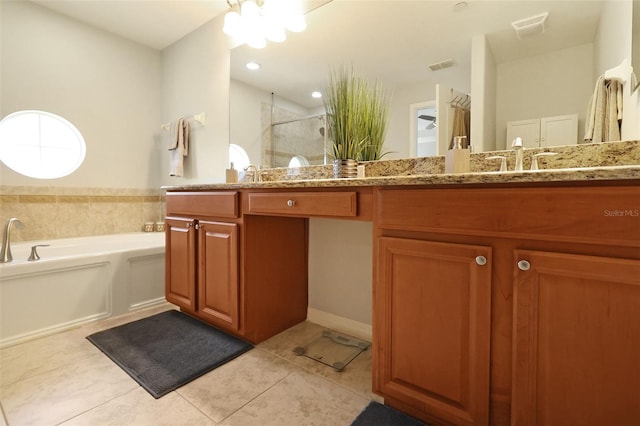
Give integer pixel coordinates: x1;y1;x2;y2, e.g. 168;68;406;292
511;137;524;172
244;164;260;183
1;218;25;263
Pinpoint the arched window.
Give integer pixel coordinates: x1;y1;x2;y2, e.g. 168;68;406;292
0;110;86;179
228;143;251;171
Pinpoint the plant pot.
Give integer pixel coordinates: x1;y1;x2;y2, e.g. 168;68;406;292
333;159;358;179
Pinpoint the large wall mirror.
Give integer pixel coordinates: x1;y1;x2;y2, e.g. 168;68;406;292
633;0;640;92
230;0;629;169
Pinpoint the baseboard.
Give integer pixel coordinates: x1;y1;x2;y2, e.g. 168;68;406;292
306;307;372;342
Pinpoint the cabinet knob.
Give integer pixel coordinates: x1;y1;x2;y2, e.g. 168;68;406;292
475;256;487;266
517;260;531;271
287;199;296;207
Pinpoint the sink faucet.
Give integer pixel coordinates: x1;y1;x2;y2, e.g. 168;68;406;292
244;164;260;183
511;137;524;172
1;218;25;263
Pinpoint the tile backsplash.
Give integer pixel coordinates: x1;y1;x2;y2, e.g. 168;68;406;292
0;186;165;242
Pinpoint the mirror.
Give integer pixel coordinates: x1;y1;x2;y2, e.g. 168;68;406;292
230;1;624;167
633;0;640;92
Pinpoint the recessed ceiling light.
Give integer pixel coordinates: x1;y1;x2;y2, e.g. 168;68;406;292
311;91;322;98
246;62;261;70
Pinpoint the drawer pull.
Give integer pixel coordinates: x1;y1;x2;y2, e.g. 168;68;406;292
517;260;531;271
287;199;296;207
475;256;487;266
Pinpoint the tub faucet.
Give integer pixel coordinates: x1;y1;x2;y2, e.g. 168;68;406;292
1;218;24;263
511;137;524;172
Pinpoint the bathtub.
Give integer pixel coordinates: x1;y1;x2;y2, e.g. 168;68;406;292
0;232;166;348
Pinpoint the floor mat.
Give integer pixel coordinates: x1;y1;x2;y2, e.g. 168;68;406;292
87;310;252;398
351;401;429;426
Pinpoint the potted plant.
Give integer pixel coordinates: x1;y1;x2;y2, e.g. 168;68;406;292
324;66;390;178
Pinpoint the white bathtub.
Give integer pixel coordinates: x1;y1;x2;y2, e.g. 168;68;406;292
0;232;166;348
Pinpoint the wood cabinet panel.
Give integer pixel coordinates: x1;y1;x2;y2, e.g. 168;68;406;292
375;237;492;425
247;191;357;217
166;191;238;218
197;221;239;330
242;215;308;343
165;217;196;310
512;250;640;426
376;186;639;246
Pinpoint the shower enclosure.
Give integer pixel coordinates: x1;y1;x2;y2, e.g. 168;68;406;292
267;114;328;168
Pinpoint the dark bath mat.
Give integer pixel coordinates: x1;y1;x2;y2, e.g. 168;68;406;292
351;401;430;426
87;309;252;398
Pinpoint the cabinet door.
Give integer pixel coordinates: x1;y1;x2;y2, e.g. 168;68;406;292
197;221;239;331
506;119;540;149
374;237;492;426
512;250;640;426
165;217;196;310
540;114;578;147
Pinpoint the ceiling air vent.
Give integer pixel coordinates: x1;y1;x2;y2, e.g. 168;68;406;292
511;12;549;39
428;59;454;71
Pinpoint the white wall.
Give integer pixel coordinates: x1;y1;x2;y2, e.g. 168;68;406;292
385;81;437;159
229;80;268;168
308;219;373;327
0;1;162;188
496;43;594;149
595;0;639;140
160;16;230;185
470;34;497;153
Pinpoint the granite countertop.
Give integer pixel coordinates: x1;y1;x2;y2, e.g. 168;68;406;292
163;164;640;191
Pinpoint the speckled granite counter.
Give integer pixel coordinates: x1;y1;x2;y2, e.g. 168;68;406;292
163;165;639;191
162;140;640;191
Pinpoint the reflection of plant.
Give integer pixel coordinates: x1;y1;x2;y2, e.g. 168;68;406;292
325;66;390;161
360;78;390;161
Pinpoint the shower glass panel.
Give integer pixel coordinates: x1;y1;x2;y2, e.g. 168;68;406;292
269;115;327;167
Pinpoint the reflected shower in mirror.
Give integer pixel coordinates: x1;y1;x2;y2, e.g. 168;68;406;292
269;112;327;168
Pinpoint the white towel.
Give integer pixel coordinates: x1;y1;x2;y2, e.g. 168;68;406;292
584;76;622;143
168;118;190;177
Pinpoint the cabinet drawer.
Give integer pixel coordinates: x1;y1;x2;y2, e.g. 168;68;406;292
166;192;238;218
377;186;640;246
247;191;357;217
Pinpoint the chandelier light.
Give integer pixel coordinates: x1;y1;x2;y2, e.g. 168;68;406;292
223;0;307;49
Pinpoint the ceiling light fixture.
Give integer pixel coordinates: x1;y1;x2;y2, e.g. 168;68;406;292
223;0;307;49
246;62;261;70
311;91;322;98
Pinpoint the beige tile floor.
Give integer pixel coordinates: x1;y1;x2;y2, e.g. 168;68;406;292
0;304;380;426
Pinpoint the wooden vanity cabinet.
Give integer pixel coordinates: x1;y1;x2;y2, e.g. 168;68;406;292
511;249;640;425
165;216;197;311
375;236;492;426
165;190;309;343
374;184;640;426
196;220;239;330
165;192;241;333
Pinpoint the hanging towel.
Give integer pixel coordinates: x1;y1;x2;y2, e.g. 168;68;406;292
168;118;190;177
449;107;469;149
584;76;622;143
